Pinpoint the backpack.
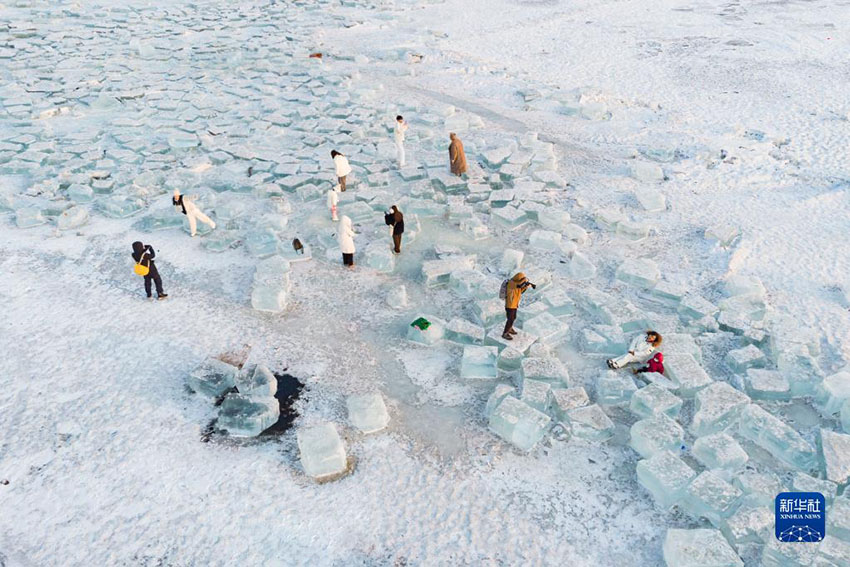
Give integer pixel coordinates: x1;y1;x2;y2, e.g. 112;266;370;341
499;279;509;300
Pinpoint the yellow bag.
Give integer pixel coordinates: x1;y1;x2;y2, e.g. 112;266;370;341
134;257;150;276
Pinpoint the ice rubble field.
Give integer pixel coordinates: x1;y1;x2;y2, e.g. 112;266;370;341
2;0;850;565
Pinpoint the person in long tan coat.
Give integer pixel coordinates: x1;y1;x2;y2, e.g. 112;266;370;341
449;133;467;176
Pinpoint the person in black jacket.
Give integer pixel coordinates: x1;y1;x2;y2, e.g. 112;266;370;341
384;205;404;254
132;241;168;300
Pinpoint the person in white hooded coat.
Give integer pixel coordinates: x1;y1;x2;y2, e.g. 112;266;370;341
173;189;216;237
607;330;662;369
337;215;356;267
331;150;352;191
394;115;408;168
327;184;340;221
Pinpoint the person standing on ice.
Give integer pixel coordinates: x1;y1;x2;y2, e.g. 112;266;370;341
337;215;356;268
448;132;467;176
394;115;408;168
173;189;215;237
132;241;168;300
607;331;662;369
384;205;404;254
502;272;535;340
327;183;340;221
331;150;352;191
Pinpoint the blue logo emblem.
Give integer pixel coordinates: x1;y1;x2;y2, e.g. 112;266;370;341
775;492;826;542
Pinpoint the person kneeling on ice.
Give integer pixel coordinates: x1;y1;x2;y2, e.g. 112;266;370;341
337;215;356;268
607;330;662;369
501;272;536;340
132;241;168;300
173;189;215;237
633;352;664;376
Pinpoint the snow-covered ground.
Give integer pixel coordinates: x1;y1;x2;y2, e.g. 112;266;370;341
2;0;850;566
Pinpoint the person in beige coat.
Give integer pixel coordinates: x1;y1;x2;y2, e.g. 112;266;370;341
449;133;467;176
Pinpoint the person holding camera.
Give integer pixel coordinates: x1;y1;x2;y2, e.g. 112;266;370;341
503;272;535;340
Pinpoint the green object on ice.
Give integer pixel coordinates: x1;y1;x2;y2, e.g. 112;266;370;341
411;317;431;331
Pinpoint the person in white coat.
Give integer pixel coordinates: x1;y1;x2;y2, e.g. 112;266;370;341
337;215;356;267
173;189;216;237
394;115;408;168
327;184;340;221
331;150;352;191
607;331;662;369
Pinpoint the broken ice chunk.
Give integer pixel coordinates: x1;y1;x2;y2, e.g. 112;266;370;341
551;387;590;421
521;357;569;386
818;429;850;485
474;298;507;327
733;471;784;508
498;346;524;371
491;206;529;230
615;258;659;288
629;414;685;458
521;378;552;412
646;280;685;306
722;504;774;545
489;395;551;451
537;209;571;232
245;227;280;258
364;241;395;273
297;422;348;481
406;317;445;345
637;451;697;509
386;285;408;309
692;433;748;478
565;404;615;441
815;536;850;566
449;269;488;297
522;312;569;346
816;370;850;415
630;383;682;419
843;399;850;434
615;219;653;242
725;344;766;373
57;206;89;230
565;252;596;279
691;382;751;436
744;369;790;400
598;371;638;406
459;216;490;240
761;536;819;567
98;196;145;218
737;403;816;471
528;230;562;250
630;162;665;183
346;393;390;434
594;208;625;231
662;529;743;567
791;473;837;504
664;353;713;398
445;318;485;345
485;385;517;417
485;327;538;353
580;326;627;355
460;346;499;380
236;365;277;398
705;224;741;248
218;394;279;437
422;255;476;286
188;358;239;399
828;498;850;541
678;294;718;321
634;188;666;212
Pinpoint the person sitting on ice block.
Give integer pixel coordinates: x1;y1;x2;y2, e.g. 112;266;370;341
633;352;664;376
607;330;662;370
